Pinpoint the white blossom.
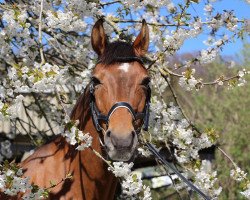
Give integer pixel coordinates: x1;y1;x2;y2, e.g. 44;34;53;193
122;173;143;196
204;4;213;12
108;162;134;177
240;184;250;199
230;166;247;182
76;132;93;151
199;48;218;64
179;69;199;91
194;160;222;199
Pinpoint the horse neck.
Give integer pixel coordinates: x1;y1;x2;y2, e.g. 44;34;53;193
47;96;116;200
70;93;117;199
71;90;102;152
69;90;107;165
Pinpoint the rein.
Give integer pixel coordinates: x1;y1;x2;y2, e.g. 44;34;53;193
89;56;210;200
145;143;211;200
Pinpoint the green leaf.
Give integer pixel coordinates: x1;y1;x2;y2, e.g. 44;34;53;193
49;180;56;187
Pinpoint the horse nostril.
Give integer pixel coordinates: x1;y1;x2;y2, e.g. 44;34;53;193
110;136;117;148
131;131;136;138
106;131;111;137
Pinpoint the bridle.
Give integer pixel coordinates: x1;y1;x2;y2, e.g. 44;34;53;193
88;56;210;200
89;56;151;134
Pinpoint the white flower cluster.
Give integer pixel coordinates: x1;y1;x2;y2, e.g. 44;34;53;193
207;11;238;32
151;72;168;94
1;9;37;64
108;162;151;199
230;166;250;199
0;62;71;120
109;162;133;177
238;68;249;87
230;166;247;182
179;68;199;91
66;0;101;17
75;132;93;151
241;183;250;199
222;12;239;32
46;10;87;32
164;26;202;55
122;0;174;11
204;4;213;13
0;94;24;120
199;48;218;64
121;173;143;196
149;98;216;163
194;160;222;199
0;166;45;199
137;147;152;157
63;118;93;151
5;63;68;94
179;76;199;91
204;35;229;48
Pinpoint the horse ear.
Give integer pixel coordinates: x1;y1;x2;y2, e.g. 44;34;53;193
133;19;149;57
91;19;107;56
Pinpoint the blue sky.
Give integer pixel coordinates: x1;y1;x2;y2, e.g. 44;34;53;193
178;0;250;56
103;0;250;57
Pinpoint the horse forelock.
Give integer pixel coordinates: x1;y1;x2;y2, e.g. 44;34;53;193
98;41;138;65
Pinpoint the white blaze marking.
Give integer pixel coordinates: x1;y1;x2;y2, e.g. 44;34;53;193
118;63;130;73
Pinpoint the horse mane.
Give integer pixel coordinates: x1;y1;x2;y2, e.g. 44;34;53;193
98;41;137;64
70;84;91;130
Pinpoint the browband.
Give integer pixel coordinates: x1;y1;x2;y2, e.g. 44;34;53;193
96;56;144;65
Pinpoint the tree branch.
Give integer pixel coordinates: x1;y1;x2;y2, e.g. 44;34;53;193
38;0;45;65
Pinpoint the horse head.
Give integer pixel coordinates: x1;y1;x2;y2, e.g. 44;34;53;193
90;19;150;161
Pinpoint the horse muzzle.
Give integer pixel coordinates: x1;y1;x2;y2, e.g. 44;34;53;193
104;130;138;161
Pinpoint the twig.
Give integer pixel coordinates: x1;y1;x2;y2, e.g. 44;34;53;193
176;1;191;30
99;0;121;7
112;19;185;27
203;75;239;85
111;18;245;27
89;147;114;170
38;0;45;65
160;67;241;86
216;146;237;168
54;88;68;114
159;71;203;135
14;115;36;129
105;18;121;35
22;101;48;139
15;118;39;146
44;173;73;190
31;93;56;135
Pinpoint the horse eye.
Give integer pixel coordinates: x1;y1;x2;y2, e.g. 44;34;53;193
141;77;151;87
92;77;101;86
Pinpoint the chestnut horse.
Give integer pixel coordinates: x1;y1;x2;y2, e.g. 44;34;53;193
3;19;150;199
